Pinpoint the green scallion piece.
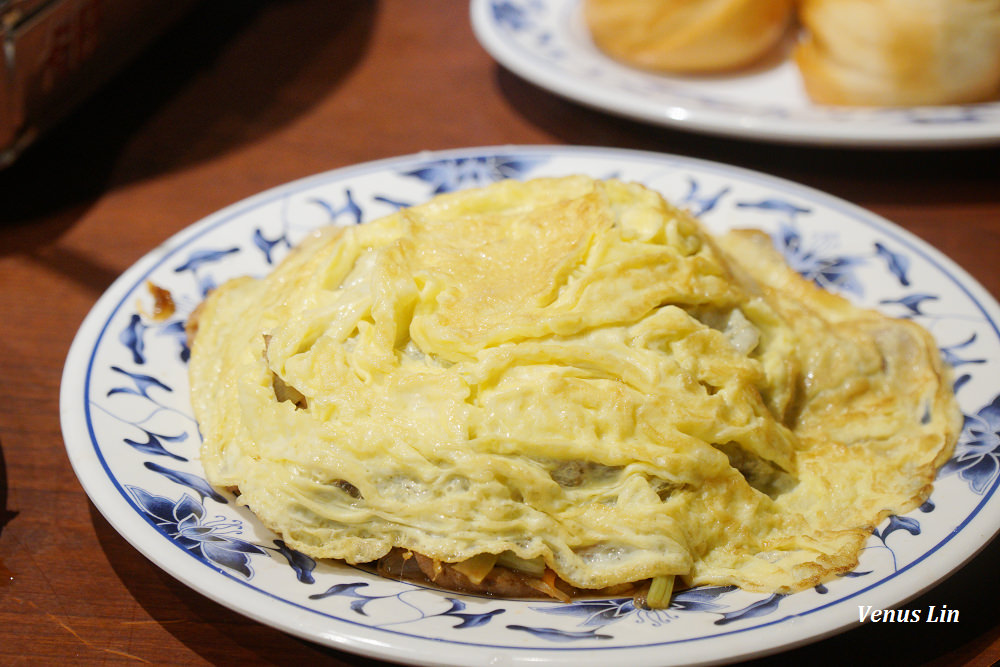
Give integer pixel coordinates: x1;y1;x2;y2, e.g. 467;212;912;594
645;575;675;609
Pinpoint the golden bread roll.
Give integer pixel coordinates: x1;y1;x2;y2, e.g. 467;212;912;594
795;0;1000;106
584;0;795;73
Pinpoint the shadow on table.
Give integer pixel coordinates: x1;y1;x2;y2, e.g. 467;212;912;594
493;67;1000;209
0;438;18;538
90;493;1000;667
0;436;18;587
0;0;377;230
89;501;390;666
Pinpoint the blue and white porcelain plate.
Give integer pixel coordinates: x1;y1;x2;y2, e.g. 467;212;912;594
470;0;1000;148
61;146;1000;666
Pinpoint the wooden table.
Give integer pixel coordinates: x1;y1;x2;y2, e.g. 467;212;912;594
2;1;998;665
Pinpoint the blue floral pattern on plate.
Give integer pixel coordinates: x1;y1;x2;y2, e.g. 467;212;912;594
942;395;1000;495
61;146;1000;666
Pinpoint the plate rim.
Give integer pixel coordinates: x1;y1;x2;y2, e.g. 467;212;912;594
61;144;1000;666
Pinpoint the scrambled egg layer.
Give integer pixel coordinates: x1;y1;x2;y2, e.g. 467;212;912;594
189;176;960;593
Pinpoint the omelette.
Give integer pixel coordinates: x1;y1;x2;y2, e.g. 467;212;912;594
187;176;960;602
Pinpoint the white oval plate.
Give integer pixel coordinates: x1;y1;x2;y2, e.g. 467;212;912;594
470;0;1000;148
61;146;1000;666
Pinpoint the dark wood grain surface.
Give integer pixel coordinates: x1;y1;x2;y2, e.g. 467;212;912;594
2;1;999;665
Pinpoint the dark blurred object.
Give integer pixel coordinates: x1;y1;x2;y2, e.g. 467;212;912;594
0;0;200;168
